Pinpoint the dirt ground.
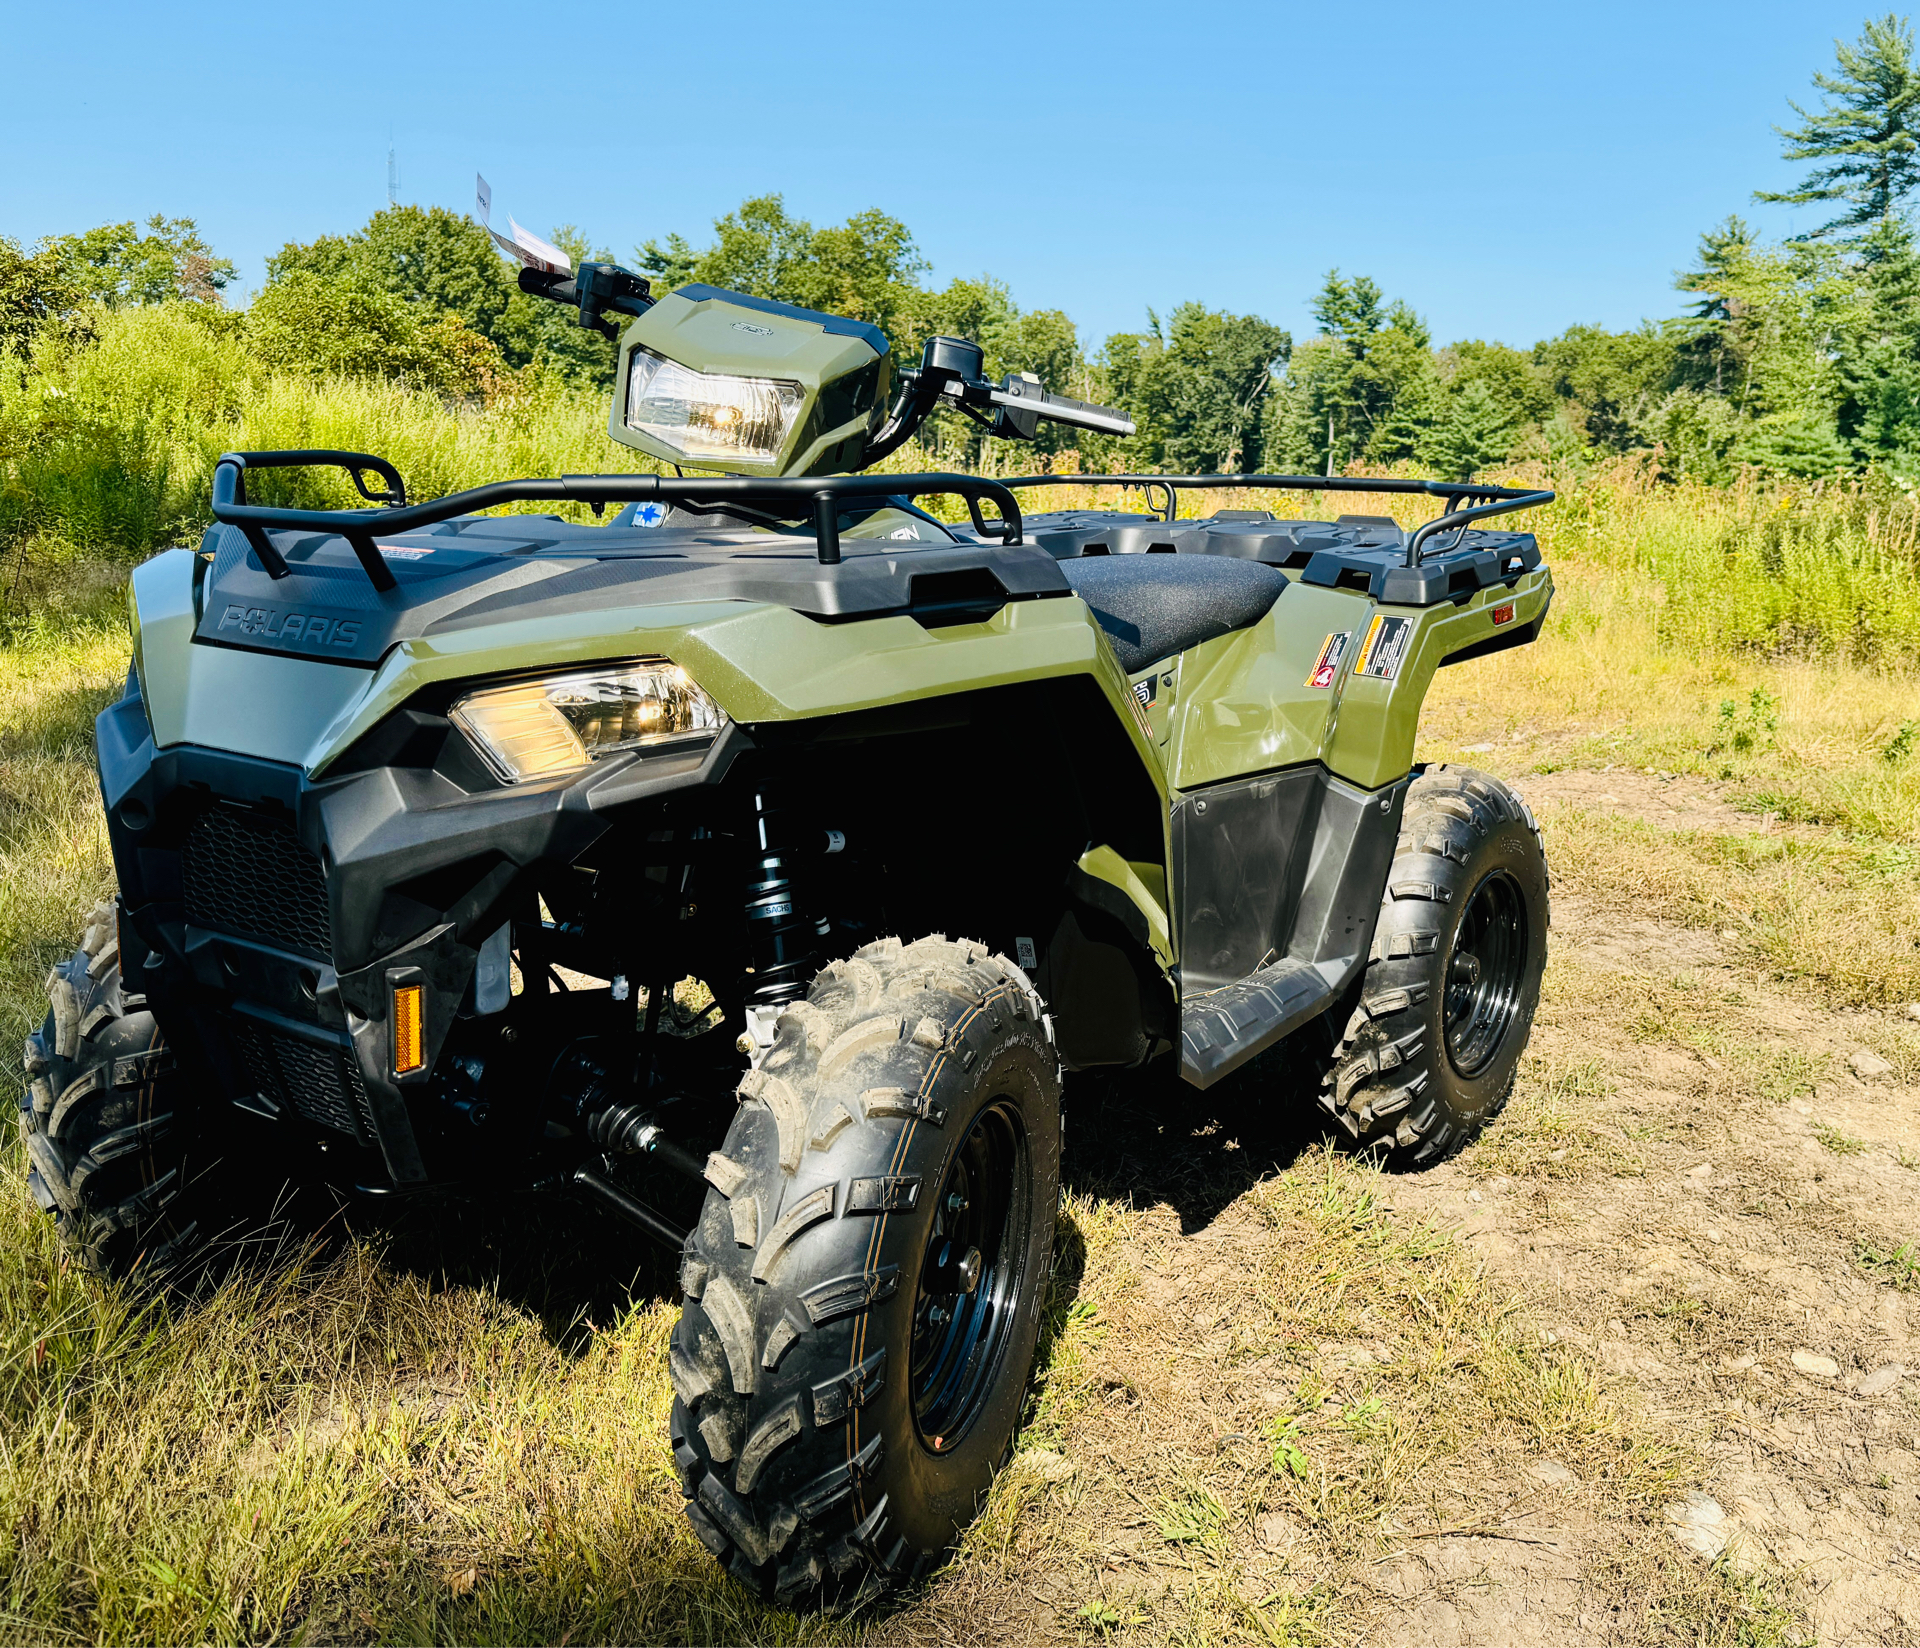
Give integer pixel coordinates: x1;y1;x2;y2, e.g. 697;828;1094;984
877;769;1920;1647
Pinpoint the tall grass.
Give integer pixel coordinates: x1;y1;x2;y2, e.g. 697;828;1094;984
952;458;1920;669
0;306;663;595
5;304;1920;671
1529;465;1920;668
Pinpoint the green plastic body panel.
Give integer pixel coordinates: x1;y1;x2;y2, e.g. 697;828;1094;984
1161;568;1554;795
128;539;1549;985
606;289;887;477
1165;580;1373;791
319;595;1166;789
1323;569;1553;790
1076;845;1173;968
132;551;370;765
133;558;1166;811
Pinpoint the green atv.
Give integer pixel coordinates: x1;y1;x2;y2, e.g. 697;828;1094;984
21;242;1554;1603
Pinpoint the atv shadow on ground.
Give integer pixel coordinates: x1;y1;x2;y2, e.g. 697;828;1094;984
182;1024;1343;1356
183;1155;684;1354
337;1043;1326;1345
361;1186;683;1350
1061;1035;1346;1235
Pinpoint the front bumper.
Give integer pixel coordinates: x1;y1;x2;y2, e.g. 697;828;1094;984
97;681;742;1184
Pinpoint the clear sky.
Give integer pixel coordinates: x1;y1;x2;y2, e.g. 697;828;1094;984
0;0;1881;350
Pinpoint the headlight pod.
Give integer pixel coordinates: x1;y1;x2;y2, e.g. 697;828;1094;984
623;347;805;464
450;661;727;784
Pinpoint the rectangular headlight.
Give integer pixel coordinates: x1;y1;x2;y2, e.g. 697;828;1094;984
450;661;727;784
624;347;805;464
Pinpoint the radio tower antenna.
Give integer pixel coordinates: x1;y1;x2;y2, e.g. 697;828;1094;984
387;129;399;206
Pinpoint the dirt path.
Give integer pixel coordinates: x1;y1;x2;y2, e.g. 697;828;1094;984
1388;866;1920;1644
884;772;1920;1646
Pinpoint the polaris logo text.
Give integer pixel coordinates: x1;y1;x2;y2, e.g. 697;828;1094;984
217;606;361;648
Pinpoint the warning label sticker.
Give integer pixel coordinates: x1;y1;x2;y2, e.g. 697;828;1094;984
1354;614;1415;681
1306;631;1352;689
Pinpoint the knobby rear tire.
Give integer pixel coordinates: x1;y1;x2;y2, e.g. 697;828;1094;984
1318;765;1550;1165
668;935;1062;1605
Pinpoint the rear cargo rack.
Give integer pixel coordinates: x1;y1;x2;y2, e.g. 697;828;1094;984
209;451;1026;589
995;473;1553;566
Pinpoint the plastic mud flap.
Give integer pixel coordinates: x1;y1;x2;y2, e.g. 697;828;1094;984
1171;770;1415;1089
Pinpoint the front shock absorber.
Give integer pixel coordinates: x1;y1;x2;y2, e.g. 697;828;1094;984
740;783;844;1055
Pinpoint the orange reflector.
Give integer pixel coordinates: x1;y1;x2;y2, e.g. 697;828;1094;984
392;983;425;1075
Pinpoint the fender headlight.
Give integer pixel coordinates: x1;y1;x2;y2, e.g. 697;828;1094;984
624;347;805;464
450;660;727;784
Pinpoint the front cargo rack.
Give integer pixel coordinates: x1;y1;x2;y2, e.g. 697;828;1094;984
209;450;1028;590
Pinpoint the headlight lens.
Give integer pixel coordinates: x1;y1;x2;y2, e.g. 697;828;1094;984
450;661;727;784
624;347;805;464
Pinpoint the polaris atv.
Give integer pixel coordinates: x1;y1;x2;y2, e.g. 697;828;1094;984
21;247;1554;1603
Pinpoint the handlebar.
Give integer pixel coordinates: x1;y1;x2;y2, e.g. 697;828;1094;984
988;377;1136;438
518;263;653;340
866;336;1135;462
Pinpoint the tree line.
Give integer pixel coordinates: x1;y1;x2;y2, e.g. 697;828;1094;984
5;15;1920;484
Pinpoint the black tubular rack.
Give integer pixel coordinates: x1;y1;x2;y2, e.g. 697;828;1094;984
209;451;1028;590
209;451;1551;594
996;473;1554;566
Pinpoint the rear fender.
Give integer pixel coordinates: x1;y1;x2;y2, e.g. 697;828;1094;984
1326;568;1553;789
1165;568;1551;795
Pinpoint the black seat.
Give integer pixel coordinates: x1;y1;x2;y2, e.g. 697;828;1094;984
1058;554;1289;673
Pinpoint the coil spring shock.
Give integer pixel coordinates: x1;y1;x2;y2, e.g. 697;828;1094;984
742;784;837;1013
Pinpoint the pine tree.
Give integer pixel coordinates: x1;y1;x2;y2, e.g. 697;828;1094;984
1420;382;1515;482
1756;14;1920;241
1675;216;1756;395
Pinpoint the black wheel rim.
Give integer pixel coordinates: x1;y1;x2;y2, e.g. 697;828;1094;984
1443;870;1529;1078
910;1099;1031;1454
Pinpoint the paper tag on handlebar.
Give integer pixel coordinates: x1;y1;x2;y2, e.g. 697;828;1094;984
484;214;572;275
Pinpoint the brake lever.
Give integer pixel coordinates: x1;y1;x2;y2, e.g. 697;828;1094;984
983;374;1135;439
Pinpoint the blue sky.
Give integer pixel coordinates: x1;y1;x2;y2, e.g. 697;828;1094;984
0;0;1883;349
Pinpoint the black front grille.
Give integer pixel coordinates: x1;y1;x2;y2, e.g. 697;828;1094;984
231;1020;375;1142
183;807;331;957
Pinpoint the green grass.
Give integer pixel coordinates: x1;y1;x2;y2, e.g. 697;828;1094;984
1812;1121;1868;1156
1856;1239;1920;1291
0;594;125;1051
1530;466;1920;671
0;305;668;598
